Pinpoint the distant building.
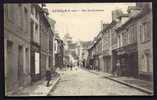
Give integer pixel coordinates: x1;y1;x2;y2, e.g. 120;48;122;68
76;41;92;68
62;33;72;65
54;34;64;69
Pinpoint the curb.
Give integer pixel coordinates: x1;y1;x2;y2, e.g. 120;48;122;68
88;70;153;95
47;75;61;96
104;76;153;95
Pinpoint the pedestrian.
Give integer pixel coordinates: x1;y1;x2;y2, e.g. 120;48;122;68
77;61;79;67
46;70;51;87
70;63;73;70
116;60;120;76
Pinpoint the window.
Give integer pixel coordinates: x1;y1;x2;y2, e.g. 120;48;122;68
35;52;40;74
6;40;13;77
25;48;29;73
7;4;14;21
122;32;128;46
35;23;39;43
133;25;137;42
18;45;23;79
140;24;143;42
31;6;34;15
31;20;34;40
140;22;151;43
130;26;134;43
120;34;123;47
24;7;28;32
145;22;151;41
18;4;23;28
4;4;8;18
35;10;38;20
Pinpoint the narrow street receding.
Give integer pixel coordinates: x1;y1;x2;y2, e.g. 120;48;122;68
4;3;153;96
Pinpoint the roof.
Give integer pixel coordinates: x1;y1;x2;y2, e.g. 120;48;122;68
115;5;152;32
48;17;56;26
115;10;142;32
127;6;141;13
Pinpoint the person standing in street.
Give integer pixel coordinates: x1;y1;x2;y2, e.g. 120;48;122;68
46;70;51;87
77;61;79;67
70;63;73;70
116;60;121;76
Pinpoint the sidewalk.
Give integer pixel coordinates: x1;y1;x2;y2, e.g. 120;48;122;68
7;75;60;96
88;69;153;95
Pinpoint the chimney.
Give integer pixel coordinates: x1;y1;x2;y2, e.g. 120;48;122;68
43;8;49;16
102;23;109;29
112;9;123;22
127;6;141;17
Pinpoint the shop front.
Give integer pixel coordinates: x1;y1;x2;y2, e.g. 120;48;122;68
30;42;41;82
112;43;138;78
102;50;112;73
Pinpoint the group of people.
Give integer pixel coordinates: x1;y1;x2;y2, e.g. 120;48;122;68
67;63;73;70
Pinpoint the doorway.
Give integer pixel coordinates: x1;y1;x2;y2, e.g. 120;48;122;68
127;52;138;78
18;45;24;87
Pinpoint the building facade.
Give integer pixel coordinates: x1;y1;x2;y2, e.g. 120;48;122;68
30;4;41;82
54;34;64;69
114;7;140;77
4;4;31;94
113;3;153;79
4;4;57;95
87;3;153;81
136;3;153;80
39;7;51;79
48;17;56;72
102;24;112;73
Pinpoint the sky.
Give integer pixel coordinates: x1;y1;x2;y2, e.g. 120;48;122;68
46;3;135;42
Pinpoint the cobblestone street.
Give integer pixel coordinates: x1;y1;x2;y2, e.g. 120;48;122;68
48;67;148;96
